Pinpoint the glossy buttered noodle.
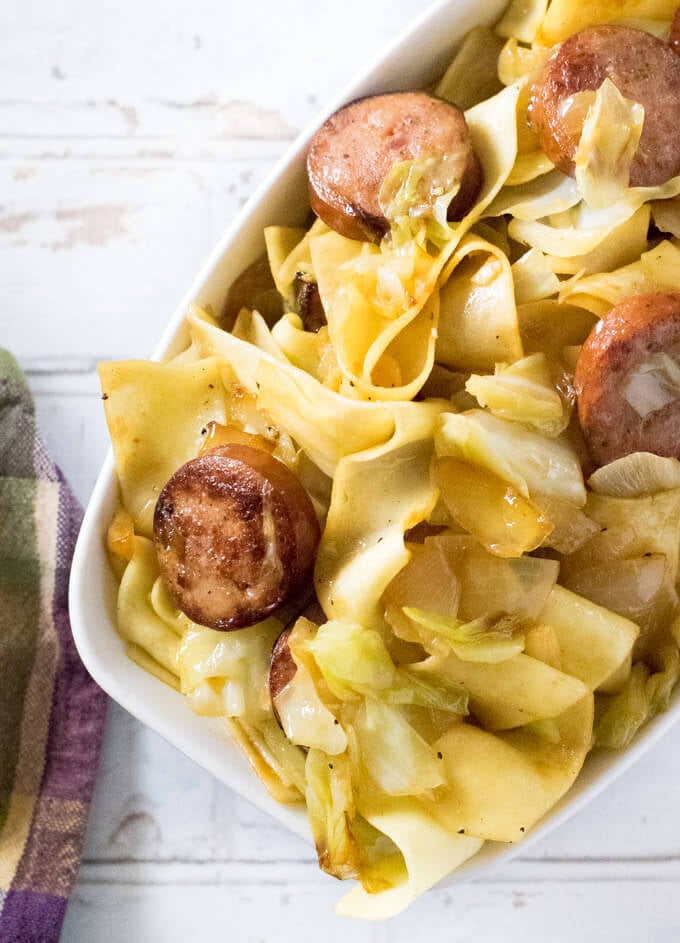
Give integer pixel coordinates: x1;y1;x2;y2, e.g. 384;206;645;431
100;0;680;919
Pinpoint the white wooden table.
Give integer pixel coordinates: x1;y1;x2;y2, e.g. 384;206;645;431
4;1;680;938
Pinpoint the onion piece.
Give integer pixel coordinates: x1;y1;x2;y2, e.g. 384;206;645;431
560;555;677;637
403;607;525;663
588;452;680;498
429;534;559;622
383;541;459;645
435;456;553;558
535;496;599;554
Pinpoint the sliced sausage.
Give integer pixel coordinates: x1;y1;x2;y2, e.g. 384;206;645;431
220;254;283;331
269;599;326;718
269;628;297;705
295;277;327;333
153;444;321;630
575;292;680;466
671;8;680;55
530;25;680;187
307;91;483;242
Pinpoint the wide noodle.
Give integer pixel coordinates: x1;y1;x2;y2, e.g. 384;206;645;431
99;0;680;920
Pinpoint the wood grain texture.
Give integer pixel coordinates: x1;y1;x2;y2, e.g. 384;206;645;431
63;877;680;943
4;0;680;938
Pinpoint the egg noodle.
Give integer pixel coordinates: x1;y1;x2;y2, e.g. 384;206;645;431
100;0;680;918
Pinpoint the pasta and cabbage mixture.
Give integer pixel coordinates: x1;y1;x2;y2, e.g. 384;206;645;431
100;0;680;919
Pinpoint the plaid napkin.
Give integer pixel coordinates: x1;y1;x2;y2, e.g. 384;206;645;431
0;351;107;943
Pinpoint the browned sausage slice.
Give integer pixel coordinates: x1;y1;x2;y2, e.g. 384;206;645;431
575;292;680;466
153;444;321;630
220;254;283;330
295;278;327;333
671;8;680;55
530;25;680;187
307;92;483;242
269;627;297;705
269;598;326;718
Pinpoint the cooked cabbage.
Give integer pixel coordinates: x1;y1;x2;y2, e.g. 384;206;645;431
403;607;526;662
305;620;396;701
621;352;680;418
465;353;570;436
574;80;645;210
435;410;587;505
352;698;446;795
596;643;680;750
275;663;348;754
305;748;403;891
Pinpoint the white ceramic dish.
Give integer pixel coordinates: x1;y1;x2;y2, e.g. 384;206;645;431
69;0;680;893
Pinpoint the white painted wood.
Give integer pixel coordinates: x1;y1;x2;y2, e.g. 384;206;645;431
5;0;680;937
0;0;425;138
2;159;272;362
60;874;680;943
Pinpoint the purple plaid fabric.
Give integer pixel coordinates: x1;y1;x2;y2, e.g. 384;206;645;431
0;350;107;943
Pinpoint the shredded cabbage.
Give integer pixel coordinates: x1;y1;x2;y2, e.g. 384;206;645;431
466;353;570;436
305;749;402;890
379;155;464;248
305;620;396;701
596;642;680;750
435;410;587;505
382;669;469;715
403;607;526;663
178;619;280;721
275;663;348;754
574;80;645;210
352;698;446;795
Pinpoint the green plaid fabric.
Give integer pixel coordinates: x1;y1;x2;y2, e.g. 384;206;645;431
0;351;106;942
